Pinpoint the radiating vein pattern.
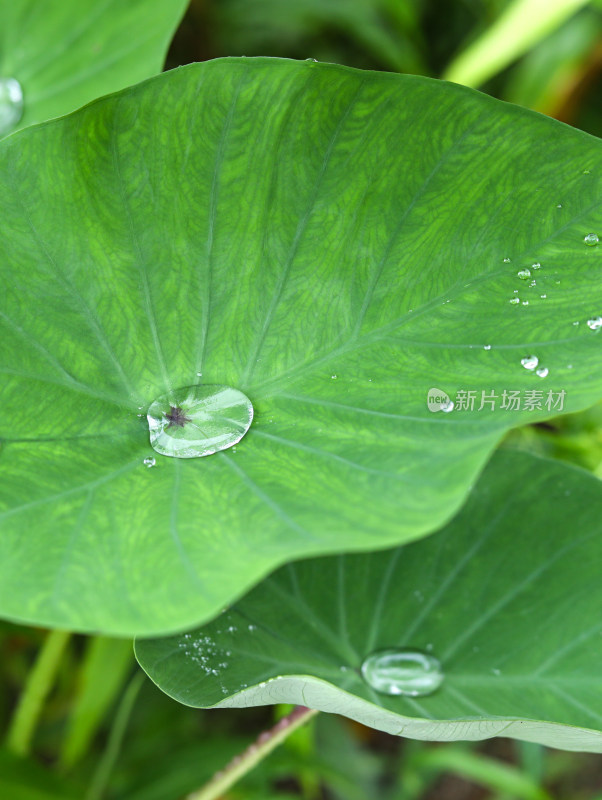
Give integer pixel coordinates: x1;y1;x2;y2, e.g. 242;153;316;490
1;57;602;635
136;451;602;752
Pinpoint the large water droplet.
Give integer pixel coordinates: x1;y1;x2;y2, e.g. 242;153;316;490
0;77;24;137
361;649;444;697
584;233;599;246
587;316;602;331
517;268;531;280
147;384;253;459
521;355;539;370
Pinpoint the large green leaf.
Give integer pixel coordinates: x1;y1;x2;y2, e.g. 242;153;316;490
0;0;188;137
136;451;602;752
1;58;601;636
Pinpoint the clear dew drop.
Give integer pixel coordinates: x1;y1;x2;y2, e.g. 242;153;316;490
521;300;529;306
584;233;599;246
531;262;541;270
0;77;24;137
143;457;156;468
587;316;602;331
147;384;253;459
440;400;454;413
517;268;531;280
361;649;444;697
536;367;549;378
509;297;520;305
503;257;511;263
483;344;491;350
521;355;539;370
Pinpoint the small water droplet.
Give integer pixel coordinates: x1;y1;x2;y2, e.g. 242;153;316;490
492;668;501;676
0;77;24;137
583;169;591;174
587;316;602;331
196;372;202;377
509;297;520;305
361;649;444;697
305;57;318;62
521;300;529;306
531;262;541;270
143;457;156;468
440;400;454;413
517;268;531;280
521;355;539;370
584;233;599;246
483;345;491;350
147;384;253;459
331;374;337;380
536;367;549;378
503;257;511;263
573;321;580;326
540;294;547;299
556;204;562;209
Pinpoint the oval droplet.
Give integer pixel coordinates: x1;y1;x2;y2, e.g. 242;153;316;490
587;316;602;331
143;457;156;468
147;384;253;459
536;367;549;378
509;297;520;305
531;262;541;270
361;649;444;697
0;77;24;137
584;233;599;246
521;355;539;370
517;268;531;280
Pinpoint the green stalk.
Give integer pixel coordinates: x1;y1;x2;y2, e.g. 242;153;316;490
6;629;71;757
188;706;319;800
85;670;145;800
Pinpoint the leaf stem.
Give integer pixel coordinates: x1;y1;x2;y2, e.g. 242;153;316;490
6;628;71;756
187;705;319;800
85;670;145;800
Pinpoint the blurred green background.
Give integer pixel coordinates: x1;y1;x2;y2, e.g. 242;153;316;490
3;1;602;798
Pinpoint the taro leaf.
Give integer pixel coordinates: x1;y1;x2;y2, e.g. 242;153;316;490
0;59;602;636
0;0;188;137
135;450;602;752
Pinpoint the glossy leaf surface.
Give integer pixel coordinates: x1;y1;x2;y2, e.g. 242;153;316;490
1;59;601;634
136;451;602;752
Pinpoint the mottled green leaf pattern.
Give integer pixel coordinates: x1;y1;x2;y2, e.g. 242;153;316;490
0;59;601;634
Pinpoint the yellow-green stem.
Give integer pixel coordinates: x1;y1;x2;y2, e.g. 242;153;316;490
6;629;71;757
